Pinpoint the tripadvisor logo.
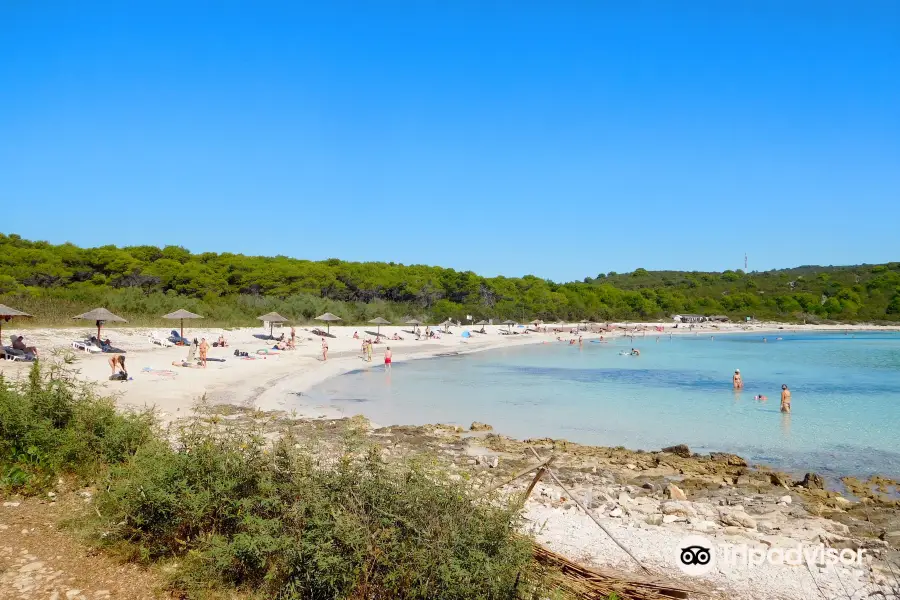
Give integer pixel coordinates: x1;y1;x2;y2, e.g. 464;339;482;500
675;535;866;576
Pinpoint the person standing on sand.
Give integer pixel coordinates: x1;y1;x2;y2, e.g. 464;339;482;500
321;337;328;361
780;384;791;413
290;326;296;346
366;339;373;362
733;369;743;389
199;338;209;367
384;346;392;370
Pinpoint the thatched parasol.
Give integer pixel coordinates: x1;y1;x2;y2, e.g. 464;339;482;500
257;312;289;338
73;307;127;341
0;304;33;344
162;309;204;340
501;319;516;333
367;316;390;337
315;312;342;334
475;320;489;325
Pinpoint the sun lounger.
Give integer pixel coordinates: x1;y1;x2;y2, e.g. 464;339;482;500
149;333;174;347
2;346;33;361
72;340;103;353
168;330;191;345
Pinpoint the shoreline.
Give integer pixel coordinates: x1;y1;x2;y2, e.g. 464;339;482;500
2;321;898;471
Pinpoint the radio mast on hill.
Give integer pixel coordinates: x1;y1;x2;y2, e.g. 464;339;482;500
744;253;748;271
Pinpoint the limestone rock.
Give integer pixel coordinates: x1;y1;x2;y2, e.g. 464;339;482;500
661;501;696;518
710;452;748;467
469;422;493;432
661;444;691;458
779;495;792;504
796;472;825;489
663;514;686;524
718;508;757;529
667;484;687;500
488;456;499;469
609;507;623;518
833;496;852;508
645;514;664;526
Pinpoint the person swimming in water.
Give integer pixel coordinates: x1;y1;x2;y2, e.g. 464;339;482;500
630;348;640;356
754;394;768;401
733;369;743;389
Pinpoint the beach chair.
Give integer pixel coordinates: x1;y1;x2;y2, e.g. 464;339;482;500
168;329;190;346
72;340;103;353
149;332;174;347
1;346;29;361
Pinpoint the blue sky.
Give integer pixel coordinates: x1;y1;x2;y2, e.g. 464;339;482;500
2;2;898;281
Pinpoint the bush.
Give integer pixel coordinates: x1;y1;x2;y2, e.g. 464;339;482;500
0;359;155;492
96;418;539;599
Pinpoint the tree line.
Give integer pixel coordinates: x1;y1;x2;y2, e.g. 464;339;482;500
2;232;899;325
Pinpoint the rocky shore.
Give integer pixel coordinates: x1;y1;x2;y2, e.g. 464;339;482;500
212;408;899;600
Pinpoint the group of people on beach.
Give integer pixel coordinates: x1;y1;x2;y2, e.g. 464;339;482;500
733;369;791;412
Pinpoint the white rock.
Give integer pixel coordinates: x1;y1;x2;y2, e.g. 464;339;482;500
617;492;631;504
663;514;686;524
779;495;792;504
718;508;757;530
661;501;696;518
609;507;623;518
2;502;20;508
488;456;499;469
66;590;82;599
833;496;852;508
645;514;664;526
18;561;44;572
667;484;687;500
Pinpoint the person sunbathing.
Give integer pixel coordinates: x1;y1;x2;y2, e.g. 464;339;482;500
12;336;38;357
171;360;198;368
217;334;227;347
392;333;404;340
353;331;360;339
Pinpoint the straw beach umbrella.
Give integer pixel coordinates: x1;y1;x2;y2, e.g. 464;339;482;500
440;318;455;333
257;311;289;338
162;309;204;340
0;304;32;345
501;319;516;333
368;316;390;337
73;307;127;341
315;312;342;334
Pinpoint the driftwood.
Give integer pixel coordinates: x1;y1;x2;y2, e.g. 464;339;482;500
533;544;706;599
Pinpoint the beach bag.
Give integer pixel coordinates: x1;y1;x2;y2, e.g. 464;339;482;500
109;371;128;381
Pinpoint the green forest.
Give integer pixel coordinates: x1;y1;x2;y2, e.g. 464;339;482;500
2;232;900;326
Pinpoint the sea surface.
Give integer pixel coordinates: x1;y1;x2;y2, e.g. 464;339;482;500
305;332;900;480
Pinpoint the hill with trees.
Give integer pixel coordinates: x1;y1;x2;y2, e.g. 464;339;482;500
2;232;899;325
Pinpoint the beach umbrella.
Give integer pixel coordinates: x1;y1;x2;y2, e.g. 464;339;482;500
315;312;342;334
405;318;423;331
162;308;204;340
368;316;390;337
501;319;516;333
73;307;127;341
0;304;33;345
440;318;454;333
257;311;289;338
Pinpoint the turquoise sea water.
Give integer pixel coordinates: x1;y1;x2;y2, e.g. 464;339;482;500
305;332;900;479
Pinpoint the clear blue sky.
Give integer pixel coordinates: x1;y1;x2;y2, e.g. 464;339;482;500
2;2;898;282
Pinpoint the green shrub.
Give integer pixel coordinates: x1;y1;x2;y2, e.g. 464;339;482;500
0;360;155;492
96;419;539;599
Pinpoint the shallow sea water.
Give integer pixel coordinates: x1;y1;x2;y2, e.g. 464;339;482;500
305;332;900;479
